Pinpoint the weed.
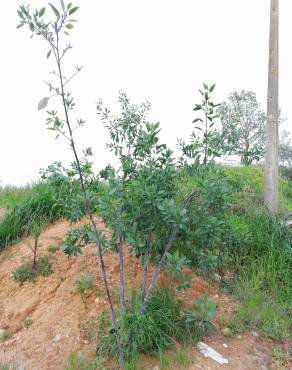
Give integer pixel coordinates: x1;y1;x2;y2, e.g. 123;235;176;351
12;255;52;285
272;348;291;369
158;349;170;369
0;329;11;342
65;351;105;370
75;274;95;295
23;318;33;329
173;349;191;367
81;312;110;343
48;245;60;254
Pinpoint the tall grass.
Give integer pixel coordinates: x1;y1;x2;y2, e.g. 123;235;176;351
0;183;67;251
0;186;32;209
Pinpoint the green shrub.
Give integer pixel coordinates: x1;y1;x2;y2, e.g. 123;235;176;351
12;255;52;285
65;352;104;370
48;245;60;254
74;274;95;295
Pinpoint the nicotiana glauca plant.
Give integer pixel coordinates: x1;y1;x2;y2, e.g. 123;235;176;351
17;2;125;367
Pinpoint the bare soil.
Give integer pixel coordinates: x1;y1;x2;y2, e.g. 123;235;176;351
0;218;290;369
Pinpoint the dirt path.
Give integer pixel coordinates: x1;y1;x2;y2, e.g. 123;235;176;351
0;219;289;369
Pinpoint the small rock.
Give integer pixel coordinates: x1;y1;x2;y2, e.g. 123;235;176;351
236;334;242;339
223;343;228;348
53;333;62;342
251;331;259;337
197;342;229;365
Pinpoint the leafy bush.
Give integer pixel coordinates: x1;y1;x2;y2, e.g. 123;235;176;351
12;255;52;285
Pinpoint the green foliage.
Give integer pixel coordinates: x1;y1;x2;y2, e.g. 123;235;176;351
0;179;69;251
99;289;216;362
0;186;32;209
175;164;232;273
178;83;226;165
12;255;52;285
48;244;60;253
65;352;105;370
74;274;94;294
0;329;11;342
165;250;190;280
173;349;191;367
23;318;33;329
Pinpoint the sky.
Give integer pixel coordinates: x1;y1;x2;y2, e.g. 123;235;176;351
1;0;291;185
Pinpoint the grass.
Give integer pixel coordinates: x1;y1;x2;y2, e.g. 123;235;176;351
0;329;11;343
0;186;32;209
0;183;67;251
12;255;52;285
99;289;216;366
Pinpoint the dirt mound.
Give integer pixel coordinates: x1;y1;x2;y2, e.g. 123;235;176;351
0;219;288;369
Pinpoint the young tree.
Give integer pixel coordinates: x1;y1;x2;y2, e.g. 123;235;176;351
218;90;266;166
17;2;125;367
264;0;279;213
279;130;292;167
178;83;224;165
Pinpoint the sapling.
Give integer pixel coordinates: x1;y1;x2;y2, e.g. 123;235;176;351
17;2;125;367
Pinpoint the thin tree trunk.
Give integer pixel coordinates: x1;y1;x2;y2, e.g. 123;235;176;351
54;33;125;370
141;190;196;314
264;0;279;214
118;235;126;312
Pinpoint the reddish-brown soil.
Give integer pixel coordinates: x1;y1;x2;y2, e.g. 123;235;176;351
0;218;289;369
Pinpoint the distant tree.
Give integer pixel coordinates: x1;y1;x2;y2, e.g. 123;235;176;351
218;90;266;166
279;130;292;167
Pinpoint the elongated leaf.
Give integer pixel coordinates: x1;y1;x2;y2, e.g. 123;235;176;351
48;3;60;18
60;0;65;11
16;23;25;29
39;7;46;17
67;2;72;9
203;82;208;90
66;23;74;29
46;50;52;59
69;6;79;15
209;83;215;92
38;97;50;111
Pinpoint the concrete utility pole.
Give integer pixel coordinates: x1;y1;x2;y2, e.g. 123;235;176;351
264;0;279;214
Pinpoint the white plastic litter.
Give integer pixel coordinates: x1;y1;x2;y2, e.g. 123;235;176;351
197;341;229;365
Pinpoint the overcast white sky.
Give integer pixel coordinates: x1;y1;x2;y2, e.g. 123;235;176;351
1;0;291;185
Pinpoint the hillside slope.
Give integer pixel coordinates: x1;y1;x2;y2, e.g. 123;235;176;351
0;218;287;369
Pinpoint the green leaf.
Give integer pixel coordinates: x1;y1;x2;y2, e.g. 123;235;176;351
66;23;74;29
203;82;208;90
46;50;52;59
39;7;46;17
17;10;24;19
67;2;73;9
192;118;203;123
48;3;60;18
209;84;215;92
60;0;65;11
38;97;50;111
69;6;79;15
16;23;25;29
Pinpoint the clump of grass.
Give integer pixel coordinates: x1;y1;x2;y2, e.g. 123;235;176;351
0;183;66;251
23;318;33;329
173;349;191;367
74;274;95;295
229;210;292;340
0;329;11;342
65;352;105;370
12;255;52;285
0;185;32;209
48;245;60;254
99;289;216;364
